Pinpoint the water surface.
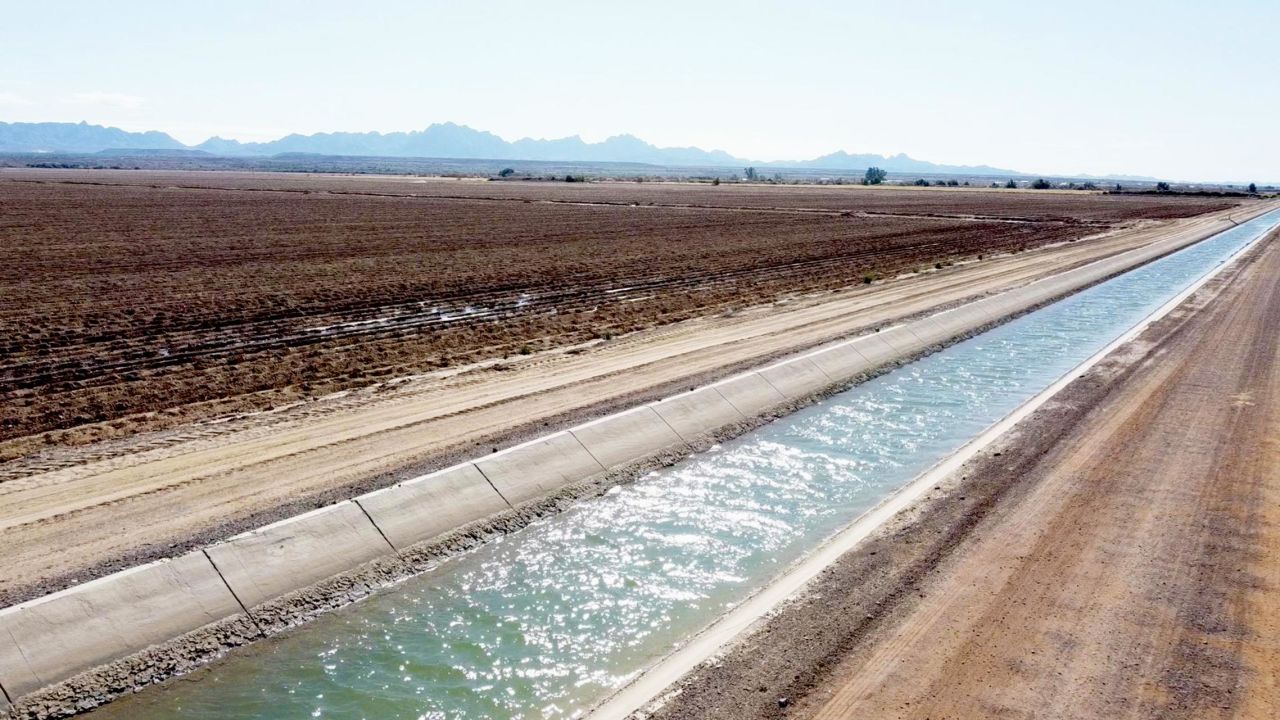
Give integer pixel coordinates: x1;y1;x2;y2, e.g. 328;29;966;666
97;210;1280;720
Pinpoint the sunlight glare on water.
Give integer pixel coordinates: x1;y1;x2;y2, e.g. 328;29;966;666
96;210;1280;720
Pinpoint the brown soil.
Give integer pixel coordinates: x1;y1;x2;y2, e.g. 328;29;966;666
0;170;1236;457
0;172;1260;611
646;230;1280;719
2;168;1236;220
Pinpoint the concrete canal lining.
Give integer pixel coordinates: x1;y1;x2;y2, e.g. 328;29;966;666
569;406;685;469
474;431;604;506
355;463;509;551
709;373;787;417
650;387;746;442
0;551;244;700
1;205;1273;716
202;501;395;611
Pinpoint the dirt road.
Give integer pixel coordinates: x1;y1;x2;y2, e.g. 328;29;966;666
0;205;1265;606
649;227;1279;719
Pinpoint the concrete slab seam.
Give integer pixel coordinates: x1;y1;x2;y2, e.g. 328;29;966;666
352;498;401;553
874;326;915;354
568;428;610;472
752;371;791;404
201;549;264;637
840;340;872;366
902;324;930;347
2;622;37;696
470;463;515;509
809;357;835;382
0;667;12;708
709;386;749;423
708;375;784;418
572;433;609;474
971;300;1000;324
648;402;694;444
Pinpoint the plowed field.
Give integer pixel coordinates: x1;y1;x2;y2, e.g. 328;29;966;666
0;171;1239;457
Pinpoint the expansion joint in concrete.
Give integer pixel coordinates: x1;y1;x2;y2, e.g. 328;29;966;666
903;325;930;346
651;407;692;444
202;549;265;638
353;498;400;552
811;360;835;382
567;430;609;476
755;372;790;402
710;387;749;421
471;464;514;509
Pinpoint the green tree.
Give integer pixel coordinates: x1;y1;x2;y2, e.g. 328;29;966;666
1248;182;1258;193
498;167;515;177
744;166;758;181
914;178;930;186
863;166;887;185
1031;178;1052;189
1005;179;1017;189
1155;181;1171;192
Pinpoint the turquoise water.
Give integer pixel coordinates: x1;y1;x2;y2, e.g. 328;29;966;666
97;210;1279;720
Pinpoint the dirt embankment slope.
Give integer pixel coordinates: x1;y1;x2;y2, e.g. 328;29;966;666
0;203;1262;608
650;230;1280;719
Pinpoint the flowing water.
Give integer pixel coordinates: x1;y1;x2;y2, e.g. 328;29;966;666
96;210;1280;720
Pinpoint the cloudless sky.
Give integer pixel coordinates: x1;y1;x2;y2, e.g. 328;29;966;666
2;0;1276;181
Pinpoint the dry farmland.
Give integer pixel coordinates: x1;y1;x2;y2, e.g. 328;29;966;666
0;171;1240;459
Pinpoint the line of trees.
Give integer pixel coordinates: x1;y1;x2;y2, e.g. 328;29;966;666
730;171;1260;194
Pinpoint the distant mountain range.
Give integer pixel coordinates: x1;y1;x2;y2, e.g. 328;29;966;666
0;121;187;153
0;120;1018;175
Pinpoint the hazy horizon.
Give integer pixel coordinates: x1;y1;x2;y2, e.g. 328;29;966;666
2;0;1277;183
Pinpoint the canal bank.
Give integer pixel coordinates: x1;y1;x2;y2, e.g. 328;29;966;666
592;212;1280;720
3;205;1278;719
642;221;1280;720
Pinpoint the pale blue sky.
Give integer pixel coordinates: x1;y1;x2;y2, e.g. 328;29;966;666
2;0;1276;181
